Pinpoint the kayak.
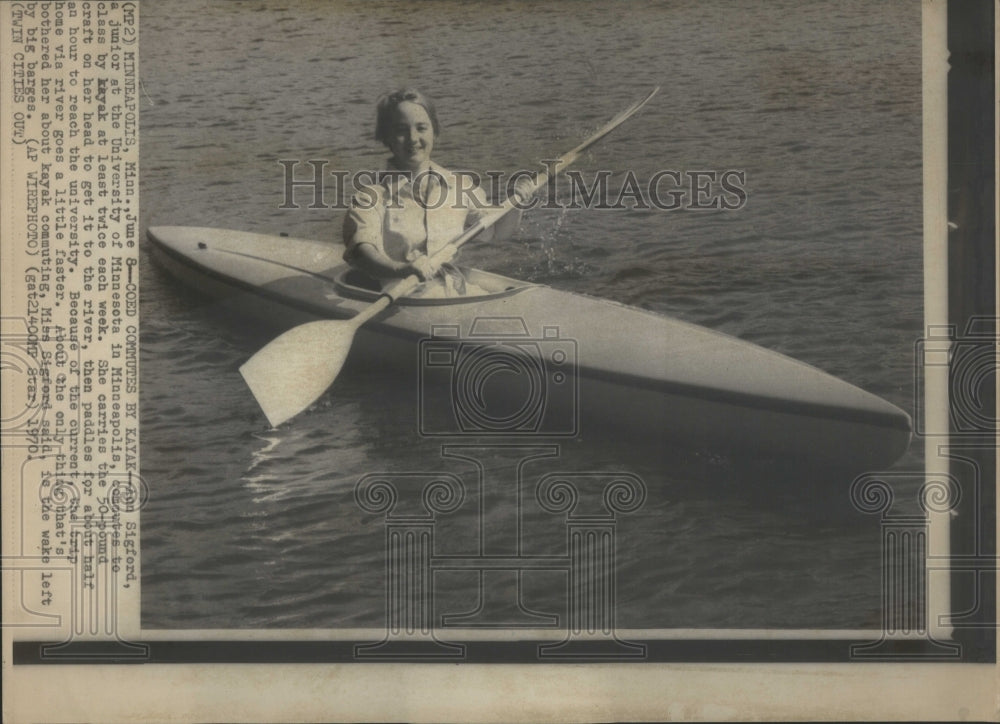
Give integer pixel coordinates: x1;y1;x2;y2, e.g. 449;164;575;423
147;225;912;470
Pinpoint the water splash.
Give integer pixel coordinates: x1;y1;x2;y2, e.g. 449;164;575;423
245;429;284;477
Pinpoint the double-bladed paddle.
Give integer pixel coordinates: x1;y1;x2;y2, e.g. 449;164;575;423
240;87;659;427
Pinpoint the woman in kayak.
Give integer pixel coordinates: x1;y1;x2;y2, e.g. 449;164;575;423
342;88;534;296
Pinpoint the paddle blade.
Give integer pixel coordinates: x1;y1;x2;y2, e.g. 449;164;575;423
239;319;357;427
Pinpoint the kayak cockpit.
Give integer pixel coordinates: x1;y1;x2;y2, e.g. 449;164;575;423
333;267;536;306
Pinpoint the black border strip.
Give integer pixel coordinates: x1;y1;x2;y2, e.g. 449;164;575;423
11;638;967;665
946;0;996;664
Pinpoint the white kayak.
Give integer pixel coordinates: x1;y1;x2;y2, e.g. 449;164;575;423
147;226;912;470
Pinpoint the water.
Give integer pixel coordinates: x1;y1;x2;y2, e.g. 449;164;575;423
139;0;923;630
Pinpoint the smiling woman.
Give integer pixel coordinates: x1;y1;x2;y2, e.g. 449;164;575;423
376;88;439;173
342;88;533;295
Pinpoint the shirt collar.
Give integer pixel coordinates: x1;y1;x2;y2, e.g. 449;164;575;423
382;160;450;193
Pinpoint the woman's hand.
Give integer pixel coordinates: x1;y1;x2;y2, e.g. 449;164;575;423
407;256;436;281
406;244;457;281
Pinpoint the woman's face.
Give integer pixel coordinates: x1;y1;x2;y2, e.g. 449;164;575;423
387;101;435;172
